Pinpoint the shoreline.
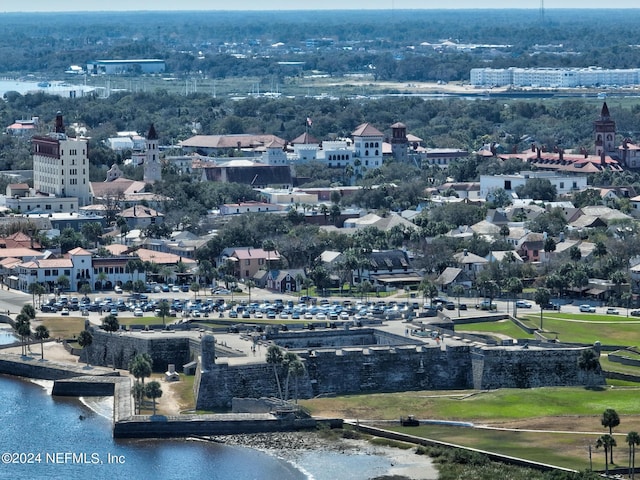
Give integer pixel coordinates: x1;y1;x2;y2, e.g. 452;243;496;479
203;431;438;480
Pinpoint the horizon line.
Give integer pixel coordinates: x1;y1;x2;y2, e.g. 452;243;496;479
3;7;640;13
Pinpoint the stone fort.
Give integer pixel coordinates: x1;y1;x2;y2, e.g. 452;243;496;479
84;323;605;411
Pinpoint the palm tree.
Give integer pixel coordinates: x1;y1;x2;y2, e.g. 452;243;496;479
266;345;284;400
360;279;373;301
596;434;617;475
451;284;465;317
145;381;163;416
33;325;50;360
534;287;551;331
156;300;171;327
419;279;437;306
302;277;313;299
578;348;601;388
102;314;119;334
569;245;582;262
602;408;621;464
21;304;37;321
245;279;256;303
28;282;45;307
287;357;306;403
131;382;145;415
627;431;640;480
97;271;108;291
319;203;329;223
610;270;627;297
15;313;31;356
505;277;523;316
129;353;152;386
77;330;93;367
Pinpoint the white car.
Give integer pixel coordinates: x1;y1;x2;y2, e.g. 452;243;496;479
579;304;596;313
515;300;532;308
606;308;619;315
114;286;123;294
133;308;143;317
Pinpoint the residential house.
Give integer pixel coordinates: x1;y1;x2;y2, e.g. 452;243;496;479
452;250;488;279
486;250;524;264
120;205;164;229
219;247;281;282
355;250;422;291
266;269;306;293
434;267;472;293
517;232;545;263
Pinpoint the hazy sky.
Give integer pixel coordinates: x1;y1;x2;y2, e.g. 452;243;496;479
2;0;640;12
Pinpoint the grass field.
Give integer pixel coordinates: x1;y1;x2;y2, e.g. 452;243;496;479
455;312;640;347
301;386;640;422
455;319;534;341
302;386;640;470
518;313;640;345
37;317;86;338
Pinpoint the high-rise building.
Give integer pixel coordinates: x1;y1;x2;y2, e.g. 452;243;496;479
32;112;91;207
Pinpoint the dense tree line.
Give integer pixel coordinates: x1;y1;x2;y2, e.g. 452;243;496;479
3;11;640;81
6;90;640;178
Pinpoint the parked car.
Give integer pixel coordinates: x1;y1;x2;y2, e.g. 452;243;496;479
114;285;123;294
133;308;143;317
444;302;455;310
60;308;70;316
477;300;497;311
516;300;532;308
631;310;640;317
606;307;619;315
579;304;596;313
542;302;560;310
458;303;467;310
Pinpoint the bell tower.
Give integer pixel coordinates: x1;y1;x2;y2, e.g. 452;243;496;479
594;102;616;157
390;122;408;162
143;124;162;184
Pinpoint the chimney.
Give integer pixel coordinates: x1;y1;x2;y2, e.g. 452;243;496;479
601;151;606;166
531;143;536;153
536;147;541;160
559;149;563;161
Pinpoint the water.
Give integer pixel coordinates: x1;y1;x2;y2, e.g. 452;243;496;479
0;325;18;345
0;375;305;480
0;375;400;480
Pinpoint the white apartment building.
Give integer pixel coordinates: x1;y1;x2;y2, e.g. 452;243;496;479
32;113;91;207
470;67;640;88
480;171;587;199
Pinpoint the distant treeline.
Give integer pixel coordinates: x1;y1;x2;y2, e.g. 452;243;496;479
2;10;640;81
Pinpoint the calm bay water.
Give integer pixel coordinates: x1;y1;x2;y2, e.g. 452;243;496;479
0;375;305;480
0;373;397;480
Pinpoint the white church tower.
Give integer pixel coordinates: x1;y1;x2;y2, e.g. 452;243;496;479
143;124;162;184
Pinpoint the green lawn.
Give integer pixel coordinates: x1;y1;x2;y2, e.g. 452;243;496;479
455;319;534;340
518;313;640;346
38;317;86;338
385;424;596;471
301;386;640;422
